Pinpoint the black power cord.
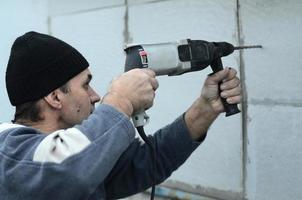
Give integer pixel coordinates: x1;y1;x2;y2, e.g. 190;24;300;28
136;126;157;200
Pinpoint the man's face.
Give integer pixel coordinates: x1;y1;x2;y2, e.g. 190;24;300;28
59;69;100;127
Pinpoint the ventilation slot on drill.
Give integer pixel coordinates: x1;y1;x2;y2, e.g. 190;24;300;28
178;45;191;62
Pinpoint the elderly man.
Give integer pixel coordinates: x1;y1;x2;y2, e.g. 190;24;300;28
0;31;241;199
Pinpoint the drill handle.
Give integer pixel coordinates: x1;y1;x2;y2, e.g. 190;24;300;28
211;58;241;117
132;110;150;127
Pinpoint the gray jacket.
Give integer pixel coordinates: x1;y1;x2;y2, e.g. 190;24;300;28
0;104;202;199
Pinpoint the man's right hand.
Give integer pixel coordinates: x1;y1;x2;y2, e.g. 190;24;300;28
101;69;159;117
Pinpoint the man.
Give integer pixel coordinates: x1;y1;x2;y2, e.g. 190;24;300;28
0;31;241;199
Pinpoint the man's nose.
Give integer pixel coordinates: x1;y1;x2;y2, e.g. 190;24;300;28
90;88;101;104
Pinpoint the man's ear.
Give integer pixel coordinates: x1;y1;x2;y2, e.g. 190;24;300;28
44;89;63;109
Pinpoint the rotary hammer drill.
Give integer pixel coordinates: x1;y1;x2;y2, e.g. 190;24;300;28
124;39;261;127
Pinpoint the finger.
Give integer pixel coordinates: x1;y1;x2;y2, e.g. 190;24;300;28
145;91;156;110
207;68;230;84
226;95;242;104
220;77;240;90
220;86;241;98
222;67;237;82
150;78;159;90
142;68;156;78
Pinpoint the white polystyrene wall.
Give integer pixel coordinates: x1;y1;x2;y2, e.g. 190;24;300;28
240;1;302;199
0;0;48;121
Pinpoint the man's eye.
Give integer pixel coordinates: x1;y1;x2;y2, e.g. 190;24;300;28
83;83;89;89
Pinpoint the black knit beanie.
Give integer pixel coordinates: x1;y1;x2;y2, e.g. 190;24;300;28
6;31;89;106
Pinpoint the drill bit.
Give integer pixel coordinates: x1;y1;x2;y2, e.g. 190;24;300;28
234;45;262;50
